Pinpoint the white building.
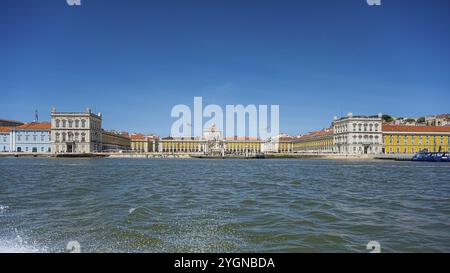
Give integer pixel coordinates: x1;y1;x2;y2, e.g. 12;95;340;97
51;108;103;153
203;123;222;141
425;114;450;126
0;127;11;152
332;113;383;155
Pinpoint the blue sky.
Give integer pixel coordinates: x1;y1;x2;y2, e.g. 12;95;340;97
0;0;449;136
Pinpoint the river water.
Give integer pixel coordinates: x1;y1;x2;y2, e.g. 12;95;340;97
0;158;449;252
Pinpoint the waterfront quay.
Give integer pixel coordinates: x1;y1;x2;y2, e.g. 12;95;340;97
0;151;413;162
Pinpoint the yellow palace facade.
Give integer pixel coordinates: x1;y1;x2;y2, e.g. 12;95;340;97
157;124;263;154
158;137;263;154
292;130;334;153
159;137;208;153
223;137;262;154
130;120;450;155
382;125;450;154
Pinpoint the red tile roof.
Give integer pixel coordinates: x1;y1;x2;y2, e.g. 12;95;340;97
382;124;450;133
296;130;333;141
130;134;146;140
14;122;51;130
0;126;12;132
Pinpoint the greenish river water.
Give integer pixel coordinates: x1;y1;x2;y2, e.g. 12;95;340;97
0;158;449;252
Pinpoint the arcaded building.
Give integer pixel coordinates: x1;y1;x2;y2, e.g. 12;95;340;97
292;129;334;153
101;130;131;152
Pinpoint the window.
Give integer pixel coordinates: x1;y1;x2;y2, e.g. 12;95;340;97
62;120;67;128
2;137;6;142
56;119;60;128
25;135;29;141
41;135;44;141
55;133;60;142
75;120;79;128
81;120;86;128
25;147;29;152
81;133;86;142
69;120;73;128
33;135;37;141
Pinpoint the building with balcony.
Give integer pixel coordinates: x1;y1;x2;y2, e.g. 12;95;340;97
51;107;103;153
332;113;383;155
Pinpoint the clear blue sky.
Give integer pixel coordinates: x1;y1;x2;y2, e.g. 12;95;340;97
1;0;449;136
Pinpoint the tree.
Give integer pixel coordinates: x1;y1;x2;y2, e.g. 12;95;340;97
417;117;425;123
382;114;394;123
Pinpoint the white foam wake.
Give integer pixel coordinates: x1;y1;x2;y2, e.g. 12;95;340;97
0;230;47;253
0;240;44;253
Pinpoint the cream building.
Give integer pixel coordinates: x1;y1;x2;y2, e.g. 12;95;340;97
332;113;383;155
425;114;450;126
51;107;103;153
130;134;158;153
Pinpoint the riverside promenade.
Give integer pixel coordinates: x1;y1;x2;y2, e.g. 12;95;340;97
0;152;414;160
